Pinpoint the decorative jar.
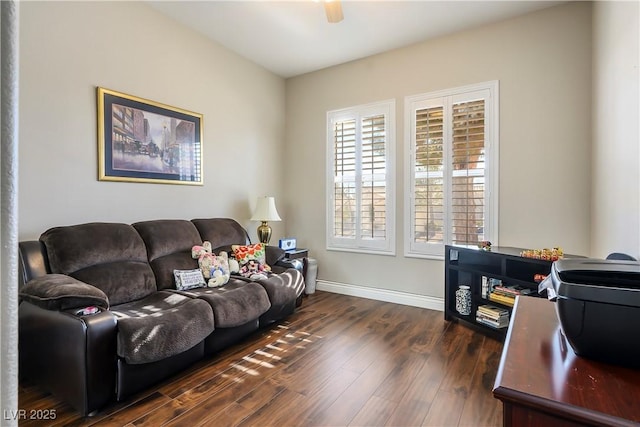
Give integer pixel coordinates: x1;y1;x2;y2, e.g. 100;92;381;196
455;285;472;315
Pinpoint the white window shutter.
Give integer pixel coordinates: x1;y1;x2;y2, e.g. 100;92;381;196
327;100;395;255
405;81;498;258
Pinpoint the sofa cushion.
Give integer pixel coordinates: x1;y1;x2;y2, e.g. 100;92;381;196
133;220;202;290
111;291;214;365
191;218;250;249
40;223;156;306
173;280;271;328
149;252;200;290
20;274;109;311
243;268;306;306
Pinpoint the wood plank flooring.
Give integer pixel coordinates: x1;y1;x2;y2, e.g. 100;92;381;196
18;291;504;426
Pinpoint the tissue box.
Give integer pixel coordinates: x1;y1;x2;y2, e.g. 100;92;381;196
279;238;296;250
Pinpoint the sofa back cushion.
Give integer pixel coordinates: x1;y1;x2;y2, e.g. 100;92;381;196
39;223;156;306
133;220;201;290
191;218;250;252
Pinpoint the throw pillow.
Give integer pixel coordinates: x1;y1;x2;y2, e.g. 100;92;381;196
19;274;109;311
173;269;206;290
232;243;268;267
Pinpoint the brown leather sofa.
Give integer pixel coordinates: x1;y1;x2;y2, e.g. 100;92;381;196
18;218;304;416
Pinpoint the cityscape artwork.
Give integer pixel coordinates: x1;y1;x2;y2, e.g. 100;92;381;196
98;87;203;185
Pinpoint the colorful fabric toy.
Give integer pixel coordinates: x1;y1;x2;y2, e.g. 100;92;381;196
207;251;231;287
238;259;269;281
191;242;231;287
191;241;215;279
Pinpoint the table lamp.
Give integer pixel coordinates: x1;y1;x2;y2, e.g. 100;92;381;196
250;196;281;245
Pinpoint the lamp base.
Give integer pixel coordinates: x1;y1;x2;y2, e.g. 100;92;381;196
257;221;272;245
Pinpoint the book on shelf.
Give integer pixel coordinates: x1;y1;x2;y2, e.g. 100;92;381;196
481;276;488;298
488;292;515;307
476;304;510;329
477;312;509;323
489;278;502;292
475;315;509;329
492;285;534;297
477;304;509;320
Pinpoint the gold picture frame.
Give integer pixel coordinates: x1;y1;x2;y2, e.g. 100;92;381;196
97;87;203;185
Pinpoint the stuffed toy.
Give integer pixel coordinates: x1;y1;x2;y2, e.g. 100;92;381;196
207;251;231;287
191;241;216;279
191;243;232;287
228;256;240;274
239;259;269;281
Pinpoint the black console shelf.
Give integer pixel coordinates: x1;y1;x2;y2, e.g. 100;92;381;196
444;245;558;340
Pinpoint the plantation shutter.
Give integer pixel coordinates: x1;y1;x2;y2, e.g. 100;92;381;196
360;114;387;240
327;100;395;254
333;118;357;239
413;106;444;244
406;82;497;258
451;99;485;245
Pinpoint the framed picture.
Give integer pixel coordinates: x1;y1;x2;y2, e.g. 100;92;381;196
97;87;203;185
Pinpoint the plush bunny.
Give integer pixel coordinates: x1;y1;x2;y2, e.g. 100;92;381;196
191;241;215;279
207;251;231;287
191;241;212;258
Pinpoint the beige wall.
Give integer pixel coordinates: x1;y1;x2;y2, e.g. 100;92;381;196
21;1;632;303
285;2;593;298
19;1;286;241
591;1;640;259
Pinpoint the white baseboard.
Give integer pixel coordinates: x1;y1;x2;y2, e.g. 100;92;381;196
314;280;444;312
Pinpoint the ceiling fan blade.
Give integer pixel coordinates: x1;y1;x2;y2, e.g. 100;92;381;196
324;0;344;23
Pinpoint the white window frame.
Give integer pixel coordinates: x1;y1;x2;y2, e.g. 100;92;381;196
326;99;396;255
404;81;499;259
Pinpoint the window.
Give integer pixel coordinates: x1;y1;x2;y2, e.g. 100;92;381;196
404;81;499;258
327;100;395;254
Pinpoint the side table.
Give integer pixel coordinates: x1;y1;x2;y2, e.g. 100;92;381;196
284;248;308;277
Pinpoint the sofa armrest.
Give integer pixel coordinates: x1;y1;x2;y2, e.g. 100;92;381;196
19;274;109;311
19;301;117;416
265;245;286;266
271;258;303;274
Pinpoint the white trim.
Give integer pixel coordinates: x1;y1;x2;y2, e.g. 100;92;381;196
326;247;397;256
315;280;444;312
488;82;500;247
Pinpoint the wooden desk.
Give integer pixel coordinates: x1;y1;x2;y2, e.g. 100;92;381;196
493;296;640;427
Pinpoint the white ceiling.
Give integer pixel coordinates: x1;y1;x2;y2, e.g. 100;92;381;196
148;1;565;78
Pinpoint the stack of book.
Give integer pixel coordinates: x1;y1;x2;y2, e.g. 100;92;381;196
476;305;510;329
481;276;503;298
488;285;533;307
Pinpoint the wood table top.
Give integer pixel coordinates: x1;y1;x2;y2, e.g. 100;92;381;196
493;296;640;426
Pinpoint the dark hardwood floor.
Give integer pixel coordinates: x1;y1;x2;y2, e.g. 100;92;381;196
19;291;504;426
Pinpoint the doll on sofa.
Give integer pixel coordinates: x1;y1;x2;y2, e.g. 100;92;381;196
239;259;269;281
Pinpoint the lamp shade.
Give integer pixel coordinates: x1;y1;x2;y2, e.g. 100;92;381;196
250;196;281;222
